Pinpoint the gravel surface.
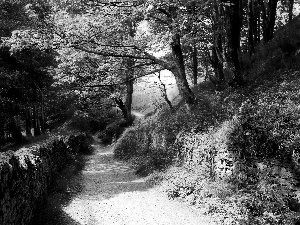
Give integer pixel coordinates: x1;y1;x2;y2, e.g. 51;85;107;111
31;141;214;225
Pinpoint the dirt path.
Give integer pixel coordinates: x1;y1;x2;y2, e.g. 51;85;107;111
31;141;214;225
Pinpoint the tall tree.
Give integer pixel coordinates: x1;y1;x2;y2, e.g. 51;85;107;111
248;0;255;55
210;1;225;86
224;0;243;85
258;0;278;43
147;2;195;106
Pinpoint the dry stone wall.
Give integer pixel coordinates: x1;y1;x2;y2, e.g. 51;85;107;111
0;134;91;225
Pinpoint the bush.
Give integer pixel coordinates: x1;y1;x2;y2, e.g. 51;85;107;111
66;133;94;155
114;127;139;159
106;119;126;137
98;119;127;144
113;119;179;175
97;130;112;144
89;119;106;133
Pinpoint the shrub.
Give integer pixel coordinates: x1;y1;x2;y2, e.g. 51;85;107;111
106;119;126;137
66;133;93;155
98;119;127;144
97;130;112;144
113;119;179;175
114;127;139;159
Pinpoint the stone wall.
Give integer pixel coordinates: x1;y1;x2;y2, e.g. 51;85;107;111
0;134;92;225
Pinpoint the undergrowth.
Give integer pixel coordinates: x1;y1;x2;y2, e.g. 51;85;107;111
115;68;300;224
114;17;300;224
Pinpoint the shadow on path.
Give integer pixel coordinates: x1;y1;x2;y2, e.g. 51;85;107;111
30;140;151;225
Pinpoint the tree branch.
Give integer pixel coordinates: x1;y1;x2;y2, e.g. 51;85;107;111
89;1;144;8
90;40;140;49
84;68;164;87
72;45;152;60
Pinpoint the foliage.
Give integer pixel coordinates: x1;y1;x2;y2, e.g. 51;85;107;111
241;15;300;84
66;133;93;155
1;1;300;223
114;118;177;175
0;42;55;142
98;118;127;144
116;61;300;223
113;83;223;174
113;127;139;159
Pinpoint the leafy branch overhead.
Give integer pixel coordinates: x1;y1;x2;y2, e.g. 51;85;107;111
1;0;298;139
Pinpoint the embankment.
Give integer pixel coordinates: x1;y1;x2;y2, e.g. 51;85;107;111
0;134;92;225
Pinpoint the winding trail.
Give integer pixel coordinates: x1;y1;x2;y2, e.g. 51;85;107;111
32;140;214;225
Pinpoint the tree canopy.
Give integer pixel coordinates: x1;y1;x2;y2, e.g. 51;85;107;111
0;0;299;143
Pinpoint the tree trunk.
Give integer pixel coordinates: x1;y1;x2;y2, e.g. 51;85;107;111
8;118;22;142
210;1;225;88
248;0;255;55
170;33;195;107
125;77;134;125
121;19;136;126
114;97;128;122
157;72;174;111
289;0;294;21
0;118;4;143
113;62;134;127
210;46;224;89
225;0;243;85
33;103;41;136
259;0;278;43
268;0;278;40
39;94;46;133
192;45;198;85
253;0;260;45
25;107;32;136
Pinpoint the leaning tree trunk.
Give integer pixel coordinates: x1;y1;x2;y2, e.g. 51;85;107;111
114;97;128;121
157;72;174;111
114;80;134;126
170;33;195;108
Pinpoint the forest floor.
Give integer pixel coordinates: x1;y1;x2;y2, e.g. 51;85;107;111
31;138;214;225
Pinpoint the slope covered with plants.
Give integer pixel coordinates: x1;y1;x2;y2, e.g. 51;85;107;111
114;15;300;224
